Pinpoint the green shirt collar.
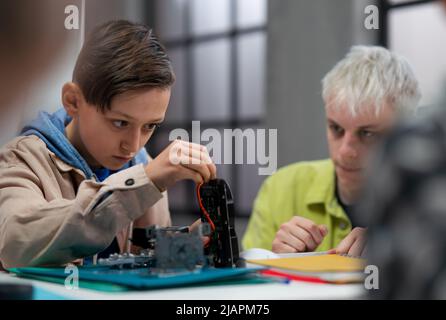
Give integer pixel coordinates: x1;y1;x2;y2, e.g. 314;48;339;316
303;160;347;220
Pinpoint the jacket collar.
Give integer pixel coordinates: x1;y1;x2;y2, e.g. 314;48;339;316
48;151;87;179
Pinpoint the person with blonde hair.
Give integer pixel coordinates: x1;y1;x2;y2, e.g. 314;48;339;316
243;45;421;256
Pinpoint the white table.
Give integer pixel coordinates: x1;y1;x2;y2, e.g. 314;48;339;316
0;271;365;300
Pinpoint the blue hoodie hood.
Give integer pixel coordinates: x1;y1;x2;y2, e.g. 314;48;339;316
20;108;148;181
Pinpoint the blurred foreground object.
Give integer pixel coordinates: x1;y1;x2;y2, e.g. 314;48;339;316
0;0;68;111
361;106;446;299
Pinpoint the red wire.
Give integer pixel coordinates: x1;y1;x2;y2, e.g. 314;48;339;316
196;182;216;232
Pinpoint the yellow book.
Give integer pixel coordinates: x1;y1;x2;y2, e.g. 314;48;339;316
246;254;366;283
247;254;365;273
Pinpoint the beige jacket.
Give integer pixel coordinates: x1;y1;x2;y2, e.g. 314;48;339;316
0;135;171;268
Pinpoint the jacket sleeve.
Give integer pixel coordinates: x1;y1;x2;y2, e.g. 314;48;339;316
0;162;164;268
132;153;171;229
133;190;171;228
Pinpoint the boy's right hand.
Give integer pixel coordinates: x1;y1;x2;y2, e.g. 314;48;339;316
145;140;217;192
271;216;328;253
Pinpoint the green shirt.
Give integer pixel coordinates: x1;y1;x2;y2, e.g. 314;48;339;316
242;159;353;252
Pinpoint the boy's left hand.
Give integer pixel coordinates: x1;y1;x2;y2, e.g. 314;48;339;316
328;227;367;257
189;218;210;246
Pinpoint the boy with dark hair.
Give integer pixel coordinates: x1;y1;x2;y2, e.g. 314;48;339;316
0;20;216;268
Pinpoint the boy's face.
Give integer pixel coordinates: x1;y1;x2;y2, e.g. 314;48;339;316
67;87;170;170
325;102;397;202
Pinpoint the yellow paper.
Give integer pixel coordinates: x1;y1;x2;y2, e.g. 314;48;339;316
248;254;365;273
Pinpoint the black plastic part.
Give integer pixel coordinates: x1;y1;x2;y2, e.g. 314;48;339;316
198;179;240;268
0;283;34;300
131;226;190;249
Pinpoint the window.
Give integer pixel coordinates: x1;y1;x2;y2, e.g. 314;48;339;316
149;0;268;217
380;0;445;107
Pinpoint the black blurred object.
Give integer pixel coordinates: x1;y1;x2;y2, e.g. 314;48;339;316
0;283;33;300
133;225;207;270
360;107;446;299
197;179;242;268
132;226;190;249
99;225;207;270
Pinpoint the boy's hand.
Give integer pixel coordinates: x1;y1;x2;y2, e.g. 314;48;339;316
328;227;367;257
272;216;328;253
189;218;203;233
189;218;211;246
145;140;217;191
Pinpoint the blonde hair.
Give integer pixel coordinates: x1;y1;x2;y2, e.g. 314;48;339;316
322;45;421;117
